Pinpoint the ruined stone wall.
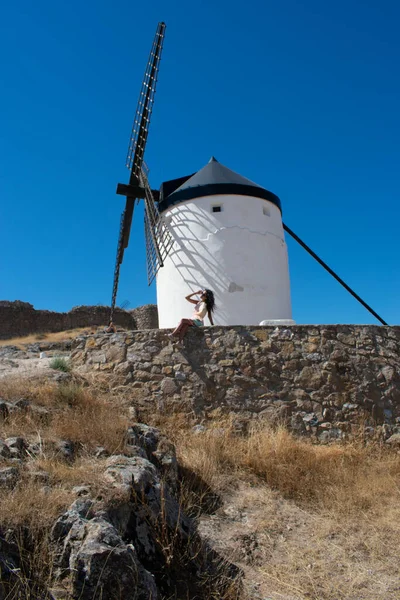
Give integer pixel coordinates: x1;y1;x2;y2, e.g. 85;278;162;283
71;324;400;440
129;304;159;330
0;301;136;339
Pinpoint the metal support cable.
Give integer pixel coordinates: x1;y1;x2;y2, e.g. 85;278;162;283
283;223;388;326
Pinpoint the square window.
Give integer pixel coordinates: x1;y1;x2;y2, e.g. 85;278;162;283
263;206;270;216
212;205;222;213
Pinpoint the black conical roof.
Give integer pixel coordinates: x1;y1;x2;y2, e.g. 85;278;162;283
173;157;264;191
159;158;281;213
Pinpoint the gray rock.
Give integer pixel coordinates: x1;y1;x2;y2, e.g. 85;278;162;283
104;454;158;495
290;413;307;435
192;424;206;434
28;404;50;422
5;437;27;458
174;370;186;381
342;403;359;411
160;378;178;396
302;413;319;426
318;428;343;442
0;441;11;459
13;398;30;409
94;446;109;458
322;407;335;421
114;361;133;375
128;406;139;421
0;467;19;488
51;371;72;384
72;485;91;496
386;433;400;446
53;517;158;600
384;409;393;420
56;440;75;461
0;402;9;419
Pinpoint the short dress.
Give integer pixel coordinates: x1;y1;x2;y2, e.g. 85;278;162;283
192;301;207;327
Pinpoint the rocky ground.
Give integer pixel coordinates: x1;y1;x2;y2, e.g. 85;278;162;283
0;342;241;599
0;341;71;380
1;333;400;599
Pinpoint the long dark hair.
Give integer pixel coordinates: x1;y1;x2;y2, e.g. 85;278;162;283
203;289;216;314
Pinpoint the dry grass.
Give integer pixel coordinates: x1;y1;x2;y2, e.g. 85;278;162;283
2;371;400;599
160;418;400;600
0;327;95;348
167;419;400;515
0;378;128;454
0;458;106;530
0;461;107;600
0;324;130;348
0;376;124;599
0;481;73;530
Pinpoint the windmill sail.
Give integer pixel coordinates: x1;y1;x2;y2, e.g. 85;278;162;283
141;169;174;285
110;22;166;318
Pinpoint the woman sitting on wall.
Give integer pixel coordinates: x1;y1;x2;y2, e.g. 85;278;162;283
168;289;215;345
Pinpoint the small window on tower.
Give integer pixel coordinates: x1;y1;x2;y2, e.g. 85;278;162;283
212;205;222;213
263;206;270;217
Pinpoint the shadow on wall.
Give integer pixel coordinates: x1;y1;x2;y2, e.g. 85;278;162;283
163;204;287;324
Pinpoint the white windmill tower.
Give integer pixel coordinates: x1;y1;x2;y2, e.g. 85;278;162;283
156;158;294;328
110;22;388;328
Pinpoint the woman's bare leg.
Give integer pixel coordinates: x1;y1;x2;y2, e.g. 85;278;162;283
171;319;192;338
178;322;191;342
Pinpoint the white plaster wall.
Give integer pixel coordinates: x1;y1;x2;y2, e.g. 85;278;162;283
156;194;292;328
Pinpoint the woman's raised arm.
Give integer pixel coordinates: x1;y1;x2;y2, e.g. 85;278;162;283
185;290;202;305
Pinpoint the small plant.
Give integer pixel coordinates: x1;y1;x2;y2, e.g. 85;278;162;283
49;357;70;373
35;333;48;341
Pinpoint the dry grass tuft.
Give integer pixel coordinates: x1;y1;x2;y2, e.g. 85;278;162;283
0;378;128;454
0;377;57;405
0;481;72;531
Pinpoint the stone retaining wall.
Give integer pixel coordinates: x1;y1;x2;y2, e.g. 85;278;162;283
71;324;400;440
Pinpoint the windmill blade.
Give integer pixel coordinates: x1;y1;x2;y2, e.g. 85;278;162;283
110;209;127;319
140;169;174;285
126;22;166;183
119;21;166;251
109;22;166;319
283;223;388;325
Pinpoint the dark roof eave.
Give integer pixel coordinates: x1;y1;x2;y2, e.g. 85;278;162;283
159;183;282;213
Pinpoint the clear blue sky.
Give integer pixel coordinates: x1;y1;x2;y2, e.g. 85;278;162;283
1;0;399;325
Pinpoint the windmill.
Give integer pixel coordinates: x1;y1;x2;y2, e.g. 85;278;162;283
110;21;172;321
110;22;388;328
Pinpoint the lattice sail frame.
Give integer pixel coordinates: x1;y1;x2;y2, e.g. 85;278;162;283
110;22;166;319
126;22;166;181
141;169;174;285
